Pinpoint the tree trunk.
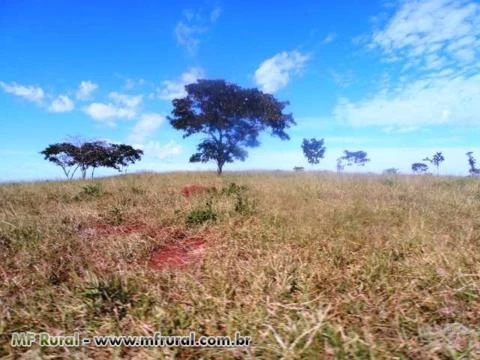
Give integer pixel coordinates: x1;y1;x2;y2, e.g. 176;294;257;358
217;162;224;176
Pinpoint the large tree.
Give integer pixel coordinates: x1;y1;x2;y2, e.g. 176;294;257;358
302;138;326;165
168;79;295;175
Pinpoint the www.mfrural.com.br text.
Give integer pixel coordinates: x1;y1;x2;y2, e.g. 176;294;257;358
11;331;252;348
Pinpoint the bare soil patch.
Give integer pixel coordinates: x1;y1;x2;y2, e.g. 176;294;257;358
81;221;214;270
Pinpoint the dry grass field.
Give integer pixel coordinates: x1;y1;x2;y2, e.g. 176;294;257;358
1;172;479;359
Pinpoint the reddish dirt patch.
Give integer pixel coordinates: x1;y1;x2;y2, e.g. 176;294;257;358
149;235;207;270
80;220;214;271
181;184;210;198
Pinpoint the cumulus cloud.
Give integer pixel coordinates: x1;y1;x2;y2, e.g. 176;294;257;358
48;95;75;113
76;80;98;100
138;141;182;159
254;51;310;93
174;6;221;55
336;0;480;127
128;113;165;143
157;67;205;100
0;81;45;104
83;103;136;124
83;92;142;124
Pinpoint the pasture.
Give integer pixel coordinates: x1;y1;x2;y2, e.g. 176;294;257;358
1;172;479;359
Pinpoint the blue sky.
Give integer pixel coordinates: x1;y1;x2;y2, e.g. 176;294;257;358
1;0;480;181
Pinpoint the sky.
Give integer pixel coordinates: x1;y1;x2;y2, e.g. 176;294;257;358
1;0;480;181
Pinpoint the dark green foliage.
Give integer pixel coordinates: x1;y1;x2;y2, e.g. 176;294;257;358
81;183;102;197
83;276;136;320
169;79;295;174
186;201;218;226
423;152;445;175
40;141;143;179
221;182;248;196
337;150;370;172
302;138;326;165
412;162;428;174
466;152;480;176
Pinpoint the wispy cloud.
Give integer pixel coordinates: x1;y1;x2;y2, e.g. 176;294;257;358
330;69;355;88
76;80;98;100
323;32;337;44
157;67;205;100
335;0;480;127
370;0;480;71
138;141;182;159
254;51;310;93
0;81;45;104
48;95;74;113
128;113;164;143
174;6;221;55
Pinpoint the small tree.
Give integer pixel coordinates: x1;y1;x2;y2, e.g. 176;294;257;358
169;79;295;175
412;162;428;174
423;152;444;175
301;138;326;165
337;150;370;172
108;144;144;173
466;152;480;176
40;143;80;179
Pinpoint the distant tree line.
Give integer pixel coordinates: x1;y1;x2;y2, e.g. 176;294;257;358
40;140;143;179
39;79;479;178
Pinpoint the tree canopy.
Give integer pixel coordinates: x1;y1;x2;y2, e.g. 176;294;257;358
40;141;143;179
168;79;295;174
412;162;428;174
301;138;326;165
466;152;480;176
337;150;370;172
423;152;445;175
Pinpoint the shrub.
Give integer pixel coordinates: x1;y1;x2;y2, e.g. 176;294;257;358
83;275;136;320
186;201;218;226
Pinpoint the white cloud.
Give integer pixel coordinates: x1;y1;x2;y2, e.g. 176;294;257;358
0;81;45;104
334;74;480;126
157;67;205;100
76;80;98;100
83;92;143;125
323;32;337;44
84;103;136;124
210;6;222;22
138;141;182;159
330;69;355;88
254;51;310;93
129;113;165;143
338;0;480;128
48;95;74;113
371;0;480;70
174;6;221;55
108;92;143;108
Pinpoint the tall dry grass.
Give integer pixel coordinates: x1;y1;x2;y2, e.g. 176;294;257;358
0;172;479;359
